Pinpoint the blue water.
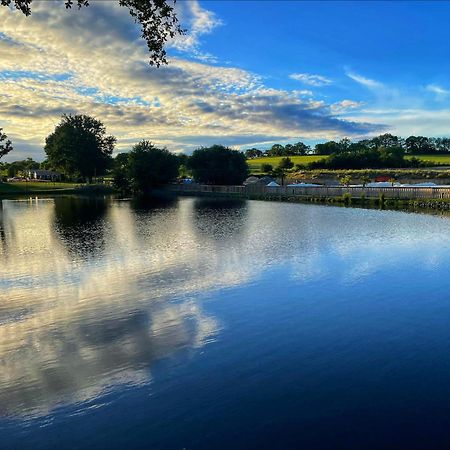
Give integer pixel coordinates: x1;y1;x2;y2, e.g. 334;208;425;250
2;196;450;449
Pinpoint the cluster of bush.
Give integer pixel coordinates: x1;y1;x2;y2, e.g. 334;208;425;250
113;143;249;192
303;148;427;170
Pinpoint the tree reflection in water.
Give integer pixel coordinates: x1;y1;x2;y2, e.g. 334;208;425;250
53;196;109;259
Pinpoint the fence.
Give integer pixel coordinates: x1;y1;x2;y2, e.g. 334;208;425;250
168;183;450;200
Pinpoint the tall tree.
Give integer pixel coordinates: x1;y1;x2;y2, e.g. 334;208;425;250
1;0;184;66
189;145;249;185
266;144;285;157
45;114;115;181
274;157;294;185
127;140;180;192
0;128;12;161
405;136;434;154
112;152;131;192
314;141;341;155
292;141;310;155
369;133;400;149
244;148;263;159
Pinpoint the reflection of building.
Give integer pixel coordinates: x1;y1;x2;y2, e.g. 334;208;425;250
28;169;61;181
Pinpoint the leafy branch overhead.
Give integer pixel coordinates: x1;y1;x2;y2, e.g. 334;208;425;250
0;128;13;160
0;0;185;66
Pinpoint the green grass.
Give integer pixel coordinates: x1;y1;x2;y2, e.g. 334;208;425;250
247;155;327;173
405;154;450;165
248;154;450;173
0;181;82;194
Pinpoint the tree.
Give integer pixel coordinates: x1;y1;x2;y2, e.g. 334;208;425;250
261;163;273;174
340;175;352;187
266;144;285;157
5;158;39;178
274;157;294;185
338;138;351;152
177;153;191;178
128;140;179;192
405;136;434;154
314;141;341;155
188;145;249;185
0;128;12;161
112;152;131;192
45;114;115;181
369;133;400;149
278;157;294;170
292;141;310;155
361;175;371;187
244;148;263;159
1;0;184;67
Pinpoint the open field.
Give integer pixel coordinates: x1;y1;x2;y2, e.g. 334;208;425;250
0;181;82;194
247;155;327;172
247;154;450;173
405;154;450;165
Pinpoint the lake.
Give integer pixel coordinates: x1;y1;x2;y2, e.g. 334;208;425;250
2;195;450;449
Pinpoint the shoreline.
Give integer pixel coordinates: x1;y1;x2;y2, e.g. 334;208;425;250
167;185;450;215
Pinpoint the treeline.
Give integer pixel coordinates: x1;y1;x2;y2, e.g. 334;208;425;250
245;133;450;159
113;144;248;192
0;114;249;191
4;116;450;189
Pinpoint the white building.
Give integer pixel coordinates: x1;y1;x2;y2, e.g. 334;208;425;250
28;170;61;181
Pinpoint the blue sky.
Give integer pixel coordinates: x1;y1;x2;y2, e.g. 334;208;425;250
2;1;450;160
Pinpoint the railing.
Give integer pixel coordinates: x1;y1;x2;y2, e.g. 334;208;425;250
168;183;450;200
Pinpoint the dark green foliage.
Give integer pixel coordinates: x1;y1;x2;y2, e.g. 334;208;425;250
189;145;249;185
261;163;273;173
278;157;294;170
271;157;294;185
112;152;131;192
314;141;341;155
1;0;184;67
314;133;450;158
245;148;263;159
45;114;115;181
5;158;39;177
342;193;352;205
308;146;412;170
177;153;191;178
128;141;180;192
266;141;311;157
405;136;433;154
0;128;12;160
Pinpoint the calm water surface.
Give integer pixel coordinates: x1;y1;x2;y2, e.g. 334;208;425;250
2;196;450;449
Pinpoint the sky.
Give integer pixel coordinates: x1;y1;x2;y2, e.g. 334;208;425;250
2;1;450;160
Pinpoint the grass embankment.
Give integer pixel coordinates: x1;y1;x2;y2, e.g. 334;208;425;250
408;154;450;165
247;154;450;174
0;182;115;196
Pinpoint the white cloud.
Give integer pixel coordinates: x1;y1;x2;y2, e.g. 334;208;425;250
347;71;383;89
289;73;332;86
169;0;223;62
426;83;450;98
0;3;380;160
330;99;364;113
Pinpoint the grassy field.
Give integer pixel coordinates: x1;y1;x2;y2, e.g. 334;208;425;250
247;154;450;173
0;181;82;194
247;155;327;173
405;154;450;165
